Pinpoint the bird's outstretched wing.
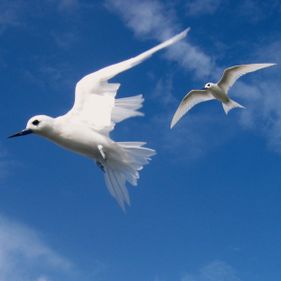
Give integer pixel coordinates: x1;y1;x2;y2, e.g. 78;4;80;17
218;63;276;93
66;29;189;135
170;90;214;128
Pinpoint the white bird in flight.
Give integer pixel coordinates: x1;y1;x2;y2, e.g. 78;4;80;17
9;28;189;210
170;63;276;128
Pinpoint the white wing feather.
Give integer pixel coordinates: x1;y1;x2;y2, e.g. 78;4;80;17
171;90;214;128
66;28;190;134
218;63;276;93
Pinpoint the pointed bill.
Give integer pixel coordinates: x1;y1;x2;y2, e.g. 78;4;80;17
8;129;33;138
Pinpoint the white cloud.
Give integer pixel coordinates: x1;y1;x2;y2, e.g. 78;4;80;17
0;214;72;281
105;0;215;78
0;214;107;281
186;0;222;16
105;0;175;39
182;260;241;281
230;41;281;152
165;41;215;78
234;77;281;152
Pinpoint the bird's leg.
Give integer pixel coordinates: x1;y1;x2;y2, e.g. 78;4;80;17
96;161;105;172
96;145;106;172
97;144;106;160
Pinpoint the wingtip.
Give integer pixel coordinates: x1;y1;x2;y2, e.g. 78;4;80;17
171;27;191;42
185;27;191;34
170;110;182;129
260;63;277;70
170;119;176;129
180;27;191;38
260;62;277;67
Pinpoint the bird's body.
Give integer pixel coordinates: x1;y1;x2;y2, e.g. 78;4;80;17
207;84;229;103
170;63;276;128
41;116;110;160
10;28;189;210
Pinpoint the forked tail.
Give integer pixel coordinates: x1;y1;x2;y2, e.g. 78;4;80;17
103;142;156;211
222;98;245;115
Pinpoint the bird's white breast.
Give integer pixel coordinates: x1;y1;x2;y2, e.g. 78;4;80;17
210;85;230;103
41;118;112;161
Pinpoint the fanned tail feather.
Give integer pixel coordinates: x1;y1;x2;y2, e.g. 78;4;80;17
222;99;245;115
112;95;144;123
103;142;156;211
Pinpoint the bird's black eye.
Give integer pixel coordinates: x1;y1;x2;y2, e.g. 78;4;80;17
32;120;40;126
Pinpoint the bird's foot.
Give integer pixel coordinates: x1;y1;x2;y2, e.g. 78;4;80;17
96;161;105;172
97;144;106;160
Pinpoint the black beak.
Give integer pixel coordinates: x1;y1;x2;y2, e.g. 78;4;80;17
8;129;33;138
202;87;206;90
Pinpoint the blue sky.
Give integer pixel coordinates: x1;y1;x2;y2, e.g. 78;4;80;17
1;0;281;280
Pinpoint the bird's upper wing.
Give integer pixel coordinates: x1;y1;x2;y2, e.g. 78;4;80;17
170;90;214;128
218;63;276;93
66;29;189;135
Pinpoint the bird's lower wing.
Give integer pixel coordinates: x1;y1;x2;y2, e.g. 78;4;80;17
218;63;276;93
170;90;214;128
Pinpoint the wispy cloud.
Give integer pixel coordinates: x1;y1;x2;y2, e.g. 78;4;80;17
21;60;77;95
51;31;77;49
235;78;281;152
0;214;106;281
0;0;79;38
105;0;176;39
151;74;177;106
182;260;241;281
230;41;281;152
0;214;71;281
237;0;281;22
0;1;25;31
57;0;79;11
105;0;215;78
186;0;222;16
